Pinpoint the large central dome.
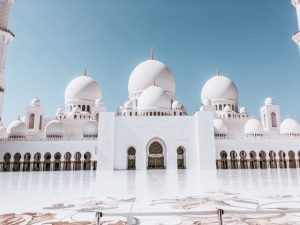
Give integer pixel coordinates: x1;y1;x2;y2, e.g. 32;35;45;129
201;75;238;104
128;59;176;98
64;75;102;104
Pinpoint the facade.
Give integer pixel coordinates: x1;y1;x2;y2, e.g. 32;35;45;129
0;1;300;172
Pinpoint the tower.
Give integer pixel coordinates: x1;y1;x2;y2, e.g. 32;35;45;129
0;0;14;124
292;0;300;47
260;97;281;132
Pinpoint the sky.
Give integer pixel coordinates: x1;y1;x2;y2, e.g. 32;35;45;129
2;0;300;125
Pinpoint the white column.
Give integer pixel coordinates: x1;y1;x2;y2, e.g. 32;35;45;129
0;0;14;123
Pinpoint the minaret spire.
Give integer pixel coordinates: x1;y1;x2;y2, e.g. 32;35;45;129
292;0;300;49
150;47;154;60
0;0;15;124
84;68;88;76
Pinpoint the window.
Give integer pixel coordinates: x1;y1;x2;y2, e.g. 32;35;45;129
87;105;90;112
29;114;35;129
82;105;86;111
271;112;277;127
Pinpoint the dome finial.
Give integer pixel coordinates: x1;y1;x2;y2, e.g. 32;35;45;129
150;47;154;60
84;68;88;76
217;67;220;76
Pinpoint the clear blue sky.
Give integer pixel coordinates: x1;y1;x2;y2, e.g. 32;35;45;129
3;0;300;124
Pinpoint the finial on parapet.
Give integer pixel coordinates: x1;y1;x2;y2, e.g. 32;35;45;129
150;47;154;60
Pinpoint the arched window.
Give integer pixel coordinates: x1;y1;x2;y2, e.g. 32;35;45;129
177;147;185;169
219;104;222;111
82;105;86;111
271;112;277;127
127;147;136;170
29;113;35;129
87;105;90;112
148;141;165;169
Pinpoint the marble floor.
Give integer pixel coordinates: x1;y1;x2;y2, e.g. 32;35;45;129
1;169;300;224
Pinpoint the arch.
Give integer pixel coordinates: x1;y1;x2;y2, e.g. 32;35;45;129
23;152;31;171
83;151;92;170
230;150;238;169
239;151;248;169
269;150;277;169
3;153;11;171
95;113;99;122
74;152;82;170
288;150;296;168
147;138;166;169
259;151;267;169
220;151;228;169
271;112;277;128
64;152;72;171
82;105;86;111
13;153;21;171
278;150;287;169
249;151;258;169
127;147;136;170
177;146;186;169
53;152;61;171
29;113;35;129
44;152;52;171
33;152;41;171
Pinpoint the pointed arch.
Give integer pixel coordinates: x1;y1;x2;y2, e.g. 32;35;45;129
146;137;166;169
29;113;35;129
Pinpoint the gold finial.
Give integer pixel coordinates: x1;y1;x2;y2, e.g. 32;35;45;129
150;47;154;60
84;68;88;76
217;67;220;76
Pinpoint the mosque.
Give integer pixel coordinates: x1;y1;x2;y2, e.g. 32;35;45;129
0;0;300;172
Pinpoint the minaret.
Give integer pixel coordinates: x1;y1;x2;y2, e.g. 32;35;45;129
0;0;14;124
292;0;300;47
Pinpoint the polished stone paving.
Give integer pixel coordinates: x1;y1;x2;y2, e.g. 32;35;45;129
1;169;300;224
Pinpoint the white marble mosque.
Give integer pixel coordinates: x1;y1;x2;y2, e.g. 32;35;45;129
1;0;300;173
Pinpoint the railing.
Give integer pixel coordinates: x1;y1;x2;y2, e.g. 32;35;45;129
0;136;97;142
0;160;97;172
0;26;14;37
216;159;299;169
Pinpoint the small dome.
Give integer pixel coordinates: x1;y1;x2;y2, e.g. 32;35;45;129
56;107;64;115
95;98;104;107
72;105;81;114
124;100;133;109
45;120;64;136
172;100;182;109
244;119;263;135
64;75;103;104
138;85;171;111
82;120;98;137
201;75;238;104
203;97;212;106
265;97;274;106
31;97;40;107
7;119;26;136
213;119;228;134
280;118;300;135
240;107;246;114
223;105;231;112
128;59;176;97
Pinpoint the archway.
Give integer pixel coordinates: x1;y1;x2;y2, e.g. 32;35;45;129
23;152;31;171
249;151;258;169
74;152;81;170
259;151;267;169
64;152;72;170
127;147;136;170
279;150;287;169
269;151;277;169
147;141;165;169
220;151;228;169
29;113;35;129
240;151;248;169
13;153;21;171
44;152;51;171
230;150;238;169
83;152;92;170
54;152;61;171
33;153;41;171
288;150;296;168
3;153;11;171
177;146;185;169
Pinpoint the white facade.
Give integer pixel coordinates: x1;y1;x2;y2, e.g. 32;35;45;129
1;1;300;172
